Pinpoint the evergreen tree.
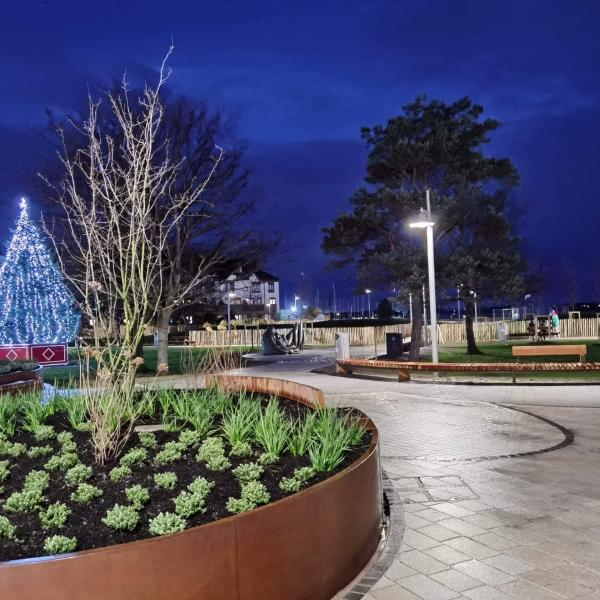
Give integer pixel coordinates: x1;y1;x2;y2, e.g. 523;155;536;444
0;199;79;344
323;96;524;356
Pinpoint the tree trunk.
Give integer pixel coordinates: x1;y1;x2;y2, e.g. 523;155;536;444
464;297;481;354
409;289;423;360
156;307;173;375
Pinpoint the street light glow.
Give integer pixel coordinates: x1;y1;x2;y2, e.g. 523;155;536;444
409;219;435;229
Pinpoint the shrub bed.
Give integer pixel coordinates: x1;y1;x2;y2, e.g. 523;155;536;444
0;388;369;562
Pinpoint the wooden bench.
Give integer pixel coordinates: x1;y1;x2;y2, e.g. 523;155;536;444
336;355;599;381
512;344;587;363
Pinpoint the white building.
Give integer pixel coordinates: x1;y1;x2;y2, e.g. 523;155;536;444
218;267;280;321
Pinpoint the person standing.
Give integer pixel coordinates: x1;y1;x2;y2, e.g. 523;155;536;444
550;308;560;338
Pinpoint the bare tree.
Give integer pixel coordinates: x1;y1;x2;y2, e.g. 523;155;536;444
43;52;223;463
37;74;259;373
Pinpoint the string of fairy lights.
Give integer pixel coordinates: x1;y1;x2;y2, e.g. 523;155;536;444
0;198;79;345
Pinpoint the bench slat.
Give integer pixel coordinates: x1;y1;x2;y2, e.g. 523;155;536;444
512;345;586;357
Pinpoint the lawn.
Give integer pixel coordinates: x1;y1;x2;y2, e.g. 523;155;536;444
437;339;600;363
432;339;600;381
42;346;254;385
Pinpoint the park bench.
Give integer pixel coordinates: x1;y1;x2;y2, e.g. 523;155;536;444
336;354;599;381
512;344;587;363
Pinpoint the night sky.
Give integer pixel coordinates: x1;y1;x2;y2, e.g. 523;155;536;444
0;0;599;311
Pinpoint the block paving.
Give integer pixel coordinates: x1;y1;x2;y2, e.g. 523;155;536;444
215;348;600;599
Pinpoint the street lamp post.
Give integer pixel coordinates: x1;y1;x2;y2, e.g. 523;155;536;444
365;288;372;319
409;189;439;364
457;285;461;320
227;292;236;344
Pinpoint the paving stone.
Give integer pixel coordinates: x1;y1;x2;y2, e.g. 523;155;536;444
433;503;476;518
498;579;564;599
551;564;600;587
472;532;519;551
462;514;505;530
416;508;452;522
462;585;515;600
398;574;460;600
371;583;422;599
425;545;472;565
420;524;461;542
481;553;535;575
403;529;440;550
399;549;449;575
505;546;567;570
384;560;418;581
405;513;435;529
431;569;482;592
453;559;515;585
443;537;499;560
437;517;488;537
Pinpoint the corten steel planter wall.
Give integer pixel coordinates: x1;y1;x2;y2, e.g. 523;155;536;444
0;369;43;397
0;376;382;600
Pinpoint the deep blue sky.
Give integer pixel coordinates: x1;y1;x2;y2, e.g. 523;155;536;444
0;0;599;310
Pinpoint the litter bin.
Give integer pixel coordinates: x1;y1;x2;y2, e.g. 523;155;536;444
335;332;350;360
497;322;507;341
386;333;404;359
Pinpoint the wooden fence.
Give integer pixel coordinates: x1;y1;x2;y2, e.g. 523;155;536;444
186;317;600;348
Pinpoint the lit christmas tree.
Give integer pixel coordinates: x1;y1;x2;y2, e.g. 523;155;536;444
0;198;80;344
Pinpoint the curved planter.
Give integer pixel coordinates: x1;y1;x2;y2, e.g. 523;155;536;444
0;368;43;396
0;375;382;600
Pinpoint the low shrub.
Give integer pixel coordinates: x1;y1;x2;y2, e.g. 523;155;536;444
230;441;253;457
39;502;71;530
4;442;27;458
71;483;103;503
239;480;270;506
43;535;77;555
0;459;10;482
56;431;74;446
109;465;132;482
27;445;53;458
102;504;139;531
154;471;177;490
187;476;215;497
137;431;158;449
0;515;16;539
232;462;264;483
24;469;50;492
154;441;185;466
119;447;148;468
174;490;207;518
125;484;150;509
4;488;45;513
258;452;278;466
65;464;92;486
178;429;203;449
149;512;186;536
45;452;79;472
226;480;270;515
33;424;56;442
279;466;315;493
196;437;230;471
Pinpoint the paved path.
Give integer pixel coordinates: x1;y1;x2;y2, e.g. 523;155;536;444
230;350;600;600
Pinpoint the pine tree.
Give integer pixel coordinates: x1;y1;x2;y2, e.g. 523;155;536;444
0;199;79;344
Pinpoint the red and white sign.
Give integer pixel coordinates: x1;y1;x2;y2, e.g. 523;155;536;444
0;343;68;365
0;345;30;362
30;344;68;365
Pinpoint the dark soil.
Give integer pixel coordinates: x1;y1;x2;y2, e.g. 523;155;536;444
0;396;370;562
